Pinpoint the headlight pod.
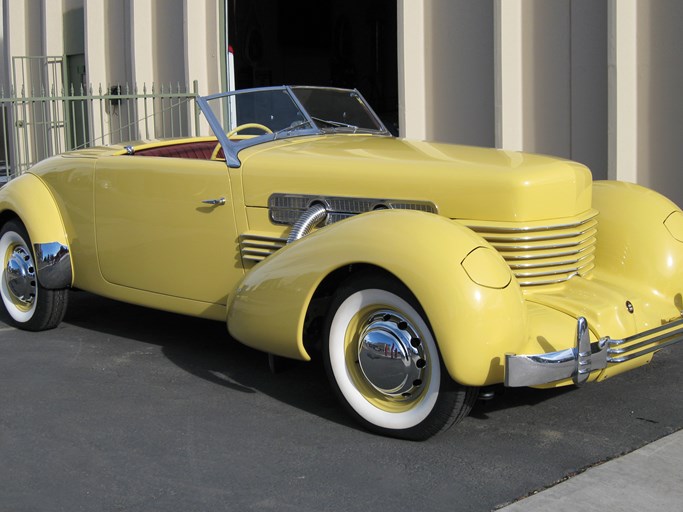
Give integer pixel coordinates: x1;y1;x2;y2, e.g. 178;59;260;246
461;246;511;289
664;211;683;242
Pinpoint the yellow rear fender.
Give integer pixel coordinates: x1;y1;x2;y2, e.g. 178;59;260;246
593;181;683;306
0;173;73;288
227;209;527;386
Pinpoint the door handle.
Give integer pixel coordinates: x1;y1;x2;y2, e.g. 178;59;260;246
201;197;226;206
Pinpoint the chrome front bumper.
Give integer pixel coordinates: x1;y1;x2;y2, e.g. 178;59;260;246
505;316;683;387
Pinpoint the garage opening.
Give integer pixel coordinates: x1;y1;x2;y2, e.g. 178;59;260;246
227;0;399;134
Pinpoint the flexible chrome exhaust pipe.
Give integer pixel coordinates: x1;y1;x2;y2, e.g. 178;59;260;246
287;204;328;244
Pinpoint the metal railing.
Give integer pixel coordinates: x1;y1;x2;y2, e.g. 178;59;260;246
0;81;201;183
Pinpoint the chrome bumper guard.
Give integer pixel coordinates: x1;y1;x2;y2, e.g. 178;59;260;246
505;316;683;387
34;242;72;289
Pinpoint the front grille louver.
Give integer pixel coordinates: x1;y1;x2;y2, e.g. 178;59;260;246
460;210;598;286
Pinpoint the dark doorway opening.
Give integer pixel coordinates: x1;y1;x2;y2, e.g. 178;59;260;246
227;0;399;134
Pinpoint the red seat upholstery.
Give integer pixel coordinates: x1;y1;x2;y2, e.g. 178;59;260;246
134;141;217;160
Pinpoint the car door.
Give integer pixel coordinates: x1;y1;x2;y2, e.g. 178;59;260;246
93;155;242;306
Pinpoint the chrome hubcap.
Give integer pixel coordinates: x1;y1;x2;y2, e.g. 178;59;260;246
5;245;37;306
357;310;427;401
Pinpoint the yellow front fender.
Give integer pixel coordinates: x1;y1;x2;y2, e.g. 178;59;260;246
593;181;683;294
227;210;527;386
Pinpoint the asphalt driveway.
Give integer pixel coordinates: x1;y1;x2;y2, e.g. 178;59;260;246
2;291;682;511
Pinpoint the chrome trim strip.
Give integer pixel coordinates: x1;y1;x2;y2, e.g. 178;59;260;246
515;273;580;287
462;210;599;233
505;316;683;387
507;248;595;269
490;237;594;252
33;242;72;289
500;244;594;261
239;233;287;262
513;262;593;279
482;224;597;243
606;317;683;363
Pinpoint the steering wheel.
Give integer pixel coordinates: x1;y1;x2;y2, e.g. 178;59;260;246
211;123;273;161
227;123;272;139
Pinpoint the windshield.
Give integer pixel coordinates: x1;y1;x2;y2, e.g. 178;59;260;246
290;87;386;132
203;88;308;135
196;86;389;167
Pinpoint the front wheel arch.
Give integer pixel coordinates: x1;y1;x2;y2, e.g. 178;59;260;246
303;263;396;355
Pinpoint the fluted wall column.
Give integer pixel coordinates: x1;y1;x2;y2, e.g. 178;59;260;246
397;0;427;140
495;0;525;152
129;0;154;88
184;0;222;96
83;0;106;87
608;0;639;183
41;0;64;58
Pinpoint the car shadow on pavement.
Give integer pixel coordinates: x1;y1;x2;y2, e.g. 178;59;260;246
468;385;576;420
1;290;576;432
57;290;358;430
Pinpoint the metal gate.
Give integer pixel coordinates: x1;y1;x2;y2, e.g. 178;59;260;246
1;56;202;183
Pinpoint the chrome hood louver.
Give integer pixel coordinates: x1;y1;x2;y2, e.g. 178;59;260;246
240;232;287;262
459;209;598;286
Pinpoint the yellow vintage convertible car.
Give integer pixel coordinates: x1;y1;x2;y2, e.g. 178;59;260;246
2;86;683;440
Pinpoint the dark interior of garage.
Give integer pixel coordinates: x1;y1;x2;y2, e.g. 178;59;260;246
227;0;399;134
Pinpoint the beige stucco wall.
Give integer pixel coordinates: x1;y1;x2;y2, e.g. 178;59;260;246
425;0;495;147
635;0;683;204
398;0;683;206
2;0;683;206
81;0;221;95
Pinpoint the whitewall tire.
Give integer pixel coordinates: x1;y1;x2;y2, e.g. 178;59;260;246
0;220;68;331
323;272;477;440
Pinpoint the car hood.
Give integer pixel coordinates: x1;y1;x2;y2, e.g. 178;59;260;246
240;135;592;222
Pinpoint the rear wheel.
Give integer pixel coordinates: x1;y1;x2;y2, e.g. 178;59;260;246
0;220;68;331
323;272;477;440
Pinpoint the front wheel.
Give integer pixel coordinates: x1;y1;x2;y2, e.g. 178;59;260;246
0;220;68;331
323;273;477;440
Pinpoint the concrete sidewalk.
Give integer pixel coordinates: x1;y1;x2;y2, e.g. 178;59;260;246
498;429;683;511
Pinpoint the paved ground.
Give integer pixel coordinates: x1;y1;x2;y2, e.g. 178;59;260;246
1;291;683;511
499;429;683;511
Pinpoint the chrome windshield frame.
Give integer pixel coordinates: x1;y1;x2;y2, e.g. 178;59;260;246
195;86;390;168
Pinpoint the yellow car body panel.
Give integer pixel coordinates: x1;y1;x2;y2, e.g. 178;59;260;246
239;136;593;222
25;149;236;320
92;155;242;305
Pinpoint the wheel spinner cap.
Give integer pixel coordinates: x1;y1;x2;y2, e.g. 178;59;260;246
357;311;427;399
